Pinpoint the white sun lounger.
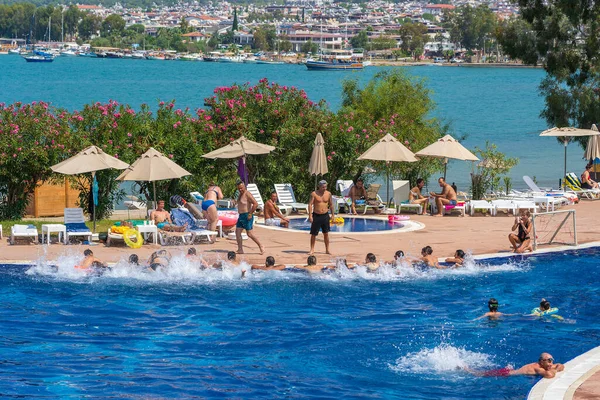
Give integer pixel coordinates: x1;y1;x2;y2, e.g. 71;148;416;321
468;200;496;216
247;183;292;216
274;183;309;213
10;224;38;245
64;208;93;244
491;200;517;215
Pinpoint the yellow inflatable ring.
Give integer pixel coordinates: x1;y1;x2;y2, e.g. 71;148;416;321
332;216;345;225
123;228;143;249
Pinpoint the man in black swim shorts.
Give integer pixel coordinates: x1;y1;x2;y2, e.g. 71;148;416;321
308;180;335;255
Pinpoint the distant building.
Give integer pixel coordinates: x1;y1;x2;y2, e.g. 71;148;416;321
424;4;456;16
181;32;206;42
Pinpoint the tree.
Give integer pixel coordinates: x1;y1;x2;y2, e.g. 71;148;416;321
350;30;368;49
422;13;435;22
78;13;102;40
232;7;238;31
252;25;276;50
446;5;497;54
496;18;537;64
470;142;518;199
63;5;82;39
506;0;600;144
301;39;318;54
179;16;189;33
398;22;428;60
371;35;396;50
101;14;125;37
127;23;145;35
279;37;292;52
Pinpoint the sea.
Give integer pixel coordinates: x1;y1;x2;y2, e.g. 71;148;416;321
0;56;582;192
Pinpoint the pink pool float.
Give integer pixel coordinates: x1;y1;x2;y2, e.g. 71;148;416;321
388;215;410;223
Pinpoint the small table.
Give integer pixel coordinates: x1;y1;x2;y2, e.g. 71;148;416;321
136;224;158;245
42;224;66;245
217;199;234;208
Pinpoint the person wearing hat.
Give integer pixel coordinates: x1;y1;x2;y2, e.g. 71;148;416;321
308;180;335;255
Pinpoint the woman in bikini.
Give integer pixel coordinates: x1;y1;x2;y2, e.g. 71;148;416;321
581;163;599;189
508;210;533;253
202;182;223;233
408;178;429;215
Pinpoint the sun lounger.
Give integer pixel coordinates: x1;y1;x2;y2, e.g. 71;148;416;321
442;201;466;217
513;200;538;213
335;180;354;213
491;200;517;215
246;183;292;216
393;180;423;214
170;208;217;244
64;208;93;244
565;173;600;200
468;200;495;216
274;183;309;213
10;224;38;245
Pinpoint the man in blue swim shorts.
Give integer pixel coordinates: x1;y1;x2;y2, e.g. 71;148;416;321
235;181;265;255
429;177;458;217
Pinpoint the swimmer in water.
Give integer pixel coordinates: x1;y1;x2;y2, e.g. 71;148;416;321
148;250;171;271
187;247;209;269
363;253;379;272
418;246;443;269
475;298;504;320
445;249;465;267
79;249;107;270
128;254;139;266
213;251;238;269
252;256;286;271
529;298;563;319
470;353;564;378
299;255;334;274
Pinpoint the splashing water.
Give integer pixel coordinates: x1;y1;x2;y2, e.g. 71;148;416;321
390;344;497;374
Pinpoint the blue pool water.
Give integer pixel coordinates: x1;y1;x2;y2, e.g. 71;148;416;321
1;248;599;398
286;216;406;233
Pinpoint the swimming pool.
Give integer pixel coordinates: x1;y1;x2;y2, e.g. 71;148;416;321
1;248;599;398
281;216;415;233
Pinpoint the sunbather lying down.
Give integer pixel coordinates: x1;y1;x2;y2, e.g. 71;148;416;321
150;200;187;232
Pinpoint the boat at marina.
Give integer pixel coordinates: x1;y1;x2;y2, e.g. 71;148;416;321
60;49;78;56
23;54;54;62
305;50;364;70
256;59;285;65
131;51;146;59
219;55;244;63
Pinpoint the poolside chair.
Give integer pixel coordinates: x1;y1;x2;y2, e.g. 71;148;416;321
565;172;600;200
361;184;385;214
468;200;495;216
441;201;466;217
64;208;93;244
393;180;422;214
513;200;538;213
10;224;38;245
170;208;217;244
189;191;204;205
274;184;309;213
491;199;517;215
335;180;354;213
246;183;292;216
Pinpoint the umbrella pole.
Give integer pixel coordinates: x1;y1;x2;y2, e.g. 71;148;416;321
563;140;568;188
153;181;157;210
91;172;96;233
444;159;448;181
386;169;390;208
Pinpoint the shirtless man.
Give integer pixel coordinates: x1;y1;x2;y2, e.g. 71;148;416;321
348;178;367;215
474;353;564;378
363;253;380;272
79;249;106;270
429;177;457;217
203;182;224;232
419;245;443;269
308;180;335;255
299;255;335;274
252;256;286;270
475;298;504;320
264;192;290;227
235;181;265;254
150;200;186;232
409;178;429;215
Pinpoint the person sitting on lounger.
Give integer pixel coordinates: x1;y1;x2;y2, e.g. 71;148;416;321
581;163;599;189
252;256;286;270
445;249;465;266
429;177;457;217
151;200;186;232
508;210;533;253
264;192;290;227
348;178;368;215
409;178;429;215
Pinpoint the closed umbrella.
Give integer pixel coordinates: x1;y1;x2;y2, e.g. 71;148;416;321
309;132;328;188
202;135;275;184
116;147;191;208
584;124;600;180
51;145;129;232
415;134;479;179
358;133;418;205
540;126;600;186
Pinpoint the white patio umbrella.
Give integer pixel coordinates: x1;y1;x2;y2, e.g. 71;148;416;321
358;133;418;205
202;135;275;184
116;147;191;208
415;134;479;179
584;124;600;163
51;145;129;232
308;132;328;188
540;126;600;185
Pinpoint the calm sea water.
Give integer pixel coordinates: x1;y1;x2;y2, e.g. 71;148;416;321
0;56;585;189
1;248;598;398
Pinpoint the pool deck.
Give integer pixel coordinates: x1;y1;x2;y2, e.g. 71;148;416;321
1;200;599;399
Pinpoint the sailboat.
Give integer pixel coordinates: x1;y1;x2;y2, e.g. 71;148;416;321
23;16;54;62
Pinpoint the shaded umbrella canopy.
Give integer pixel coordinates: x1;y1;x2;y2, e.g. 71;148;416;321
116;147;191;182
584;124;600;163
357;133;418;162
415;134;479;162
309;132;328;176
51;145;129;175
202;135;275;159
